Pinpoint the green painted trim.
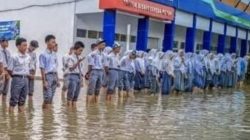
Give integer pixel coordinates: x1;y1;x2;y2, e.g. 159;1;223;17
202;0;250;27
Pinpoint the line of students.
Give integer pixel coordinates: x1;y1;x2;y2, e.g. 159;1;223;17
0;35;249;112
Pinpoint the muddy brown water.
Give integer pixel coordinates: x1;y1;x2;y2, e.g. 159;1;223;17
0;81;250;140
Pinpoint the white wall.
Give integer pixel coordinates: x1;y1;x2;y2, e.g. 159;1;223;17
174;25;186;50
0;0;76;77
76;0;102;14
175;10;193;27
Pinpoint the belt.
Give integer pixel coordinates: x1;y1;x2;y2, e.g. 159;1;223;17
69;73;81;77
46;72;57;75
92;69;103;71
12;75;28;78
109;68;120;71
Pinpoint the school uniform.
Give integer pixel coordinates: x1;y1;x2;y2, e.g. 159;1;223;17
220;57;228;88
102;47;112;87
119;56;134;91
39;49;58;103
147;57;159;93
184;53;194;92
237;57;246;82
161;55;174;95
173;56;186;91
8;52;31;107
67;54;83;101
134;57;145;91
27;51;37;96
213;57;221;88
0;47;11;96
231;58;238;87
62;54;70;91
87;49;104;95
106;52;120;93
193;55;205;89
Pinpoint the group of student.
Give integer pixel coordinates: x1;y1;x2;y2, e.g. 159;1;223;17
0;35;249;113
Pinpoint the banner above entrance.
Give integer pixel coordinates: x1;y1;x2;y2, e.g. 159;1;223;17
99;0;175;21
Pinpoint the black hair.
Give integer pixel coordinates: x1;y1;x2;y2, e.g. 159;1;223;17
45;34;56;43
30;40;39;48
91;43;96;49
74;41;85;50
16;37;27;46
0;37;8;42
146;49;151;53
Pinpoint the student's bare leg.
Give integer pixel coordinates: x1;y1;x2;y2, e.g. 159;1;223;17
9;106;15;113
18;105;25;113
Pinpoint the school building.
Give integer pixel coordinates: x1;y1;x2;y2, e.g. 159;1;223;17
0;0;250;77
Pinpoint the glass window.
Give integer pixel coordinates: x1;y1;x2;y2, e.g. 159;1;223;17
180;42;185;49
98;32;103;38
130;36;136;43
120;34;127;42
174;41;178;49
76;29;86;38
115;34;120;41
88;30;98;39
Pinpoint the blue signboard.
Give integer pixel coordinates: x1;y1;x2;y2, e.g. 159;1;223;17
0;21;20;40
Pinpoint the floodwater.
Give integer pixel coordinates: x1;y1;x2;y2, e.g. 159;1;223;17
0;81;250;140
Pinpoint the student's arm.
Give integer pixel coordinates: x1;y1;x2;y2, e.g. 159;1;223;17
29;57;35;80
39;54;48;89
69;57;85;71
7;56;13;77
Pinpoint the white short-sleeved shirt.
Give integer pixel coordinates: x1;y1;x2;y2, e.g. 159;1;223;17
108;52;120;69
67;53;84;75
39;49;58;74
87;50;104;70
8;52;32;75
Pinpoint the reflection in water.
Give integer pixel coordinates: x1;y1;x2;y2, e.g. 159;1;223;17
0;81;250;139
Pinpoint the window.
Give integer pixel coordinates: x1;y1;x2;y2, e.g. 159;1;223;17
180;42;185;49
115;34;120;41
76;29;86;38
130;36;136;43
88;30;98;39
120;34;127;42
211;46;216;52
196;44;202;52
173;41;178;49
98;32;103;38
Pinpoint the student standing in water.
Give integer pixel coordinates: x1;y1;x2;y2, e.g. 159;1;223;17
39;35;58;110
62;47;74;96
66;41;85;107
173;50;186;94
184;52;194;92
102;46;113;88
161;51;175;95
119;50;137;98
86;39;105;103
193;53;205;94
8;38;32;113
0;38;11;101
27;40;39;101
106;42;121;101
134;51;146;92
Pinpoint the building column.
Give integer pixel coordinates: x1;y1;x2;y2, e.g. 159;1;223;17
202;19;213;51
162;21;175;52
217;24;227;54
230;27;238;53
185;14;196;53
136;17;149;51
103;10;116;47
240;30;248;57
